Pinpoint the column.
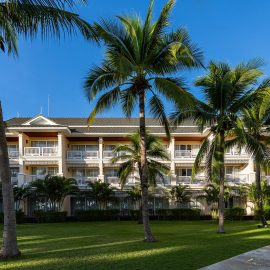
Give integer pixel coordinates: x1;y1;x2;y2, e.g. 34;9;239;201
57;132;64;176
169;137;176;185
98;137;104;181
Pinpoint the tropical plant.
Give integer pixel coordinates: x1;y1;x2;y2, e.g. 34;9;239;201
236;92;270;226
127;185;141;208
171;60;265;233
235;184;249;209
87;180;115;210
111;130;170;188
84;0;203;241
248;181;270;210
13;186;32;210
0;0;93;258
31;175;78;212
170;184;191;207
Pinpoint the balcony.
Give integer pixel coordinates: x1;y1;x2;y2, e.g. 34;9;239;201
225;174;249;185
24;147;58;157
67;150;99;160
73;176;98;187
176;176;205;185
103;151;127;160
155;176;171;186
175;150;197;159
105;176;120;185
8;150;19;159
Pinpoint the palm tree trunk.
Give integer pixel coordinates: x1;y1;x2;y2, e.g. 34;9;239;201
255;161;268;227
139;90;155;242
0;101;20;258
218;130;225;233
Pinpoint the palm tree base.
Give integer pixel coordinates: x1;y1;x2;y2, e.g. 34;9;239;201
257;224;269;228
0;250;21;260
144;238;157;243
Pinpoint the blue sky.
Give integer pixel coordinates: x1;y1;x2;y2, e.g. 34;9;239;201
1;0;270;120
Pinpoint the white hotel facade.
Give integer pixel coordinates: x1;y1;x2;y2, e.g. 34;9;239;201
4;115;265;215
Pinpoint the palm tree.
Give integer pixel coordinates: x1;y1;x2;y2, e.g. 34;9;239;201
238;91;270;226
0;0;93;258
171;60;264;233
31;175;79;211
13;186;32;210
112;131;170;225
87;180;115;210
84;1;203;241
111;130;170;188
170;184;191;208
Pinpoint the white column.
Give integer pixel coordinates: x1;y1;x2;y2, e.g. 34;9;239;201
18;132;25;174
98;137;104;181
57;133;64;176
169;137;176;185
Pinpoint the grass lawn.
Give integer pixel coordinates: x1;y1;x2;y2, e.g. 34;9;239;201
0;221;270;270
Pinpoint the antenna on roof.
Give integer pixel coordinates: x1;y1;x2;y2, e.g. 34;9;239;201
48;95;50;117
40;106;43;115
16;112;20;118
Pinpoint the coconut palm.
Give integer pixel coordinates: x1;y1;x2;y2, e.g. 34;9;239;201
171;60;265;233
111;130;170;188
84;0;203;241
237;91;270;226
0;0;93;258
31;175;79;211
170;184;191;208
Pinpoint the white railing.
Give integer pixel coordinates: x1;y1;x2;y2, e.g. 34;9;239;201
106;176;119;184
225;148;248;157
176;176;205;185
175;150;193;159
67;150;99;160
225;174;249;184
103;151;116;159
8;150;19;159
24;147;58;157
74;177;98;187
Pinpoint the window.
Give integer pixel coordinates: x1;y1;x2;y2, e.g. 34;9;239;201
225;166;240;176
10;167;19;177
175;145;192;151
71;169;99;177
8;145;18;151
105;168;118;177
32;167;58;176
176;168;192;176
31;141;58;147
104;145;115;151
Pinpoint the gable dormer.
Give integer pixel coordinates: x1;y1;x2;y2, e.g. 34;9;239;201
22;115;58;126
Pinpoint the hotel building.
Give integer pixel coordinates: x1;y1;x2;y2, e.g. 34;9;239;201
4;115;265;215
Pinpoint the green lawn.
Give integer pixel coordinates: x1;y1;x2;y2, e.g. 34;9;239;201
0;221;270;270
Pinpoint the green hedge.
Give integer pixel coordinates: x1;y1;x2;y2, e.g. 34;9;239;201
0;209;25;224
75;209;119;221
157;208;201;220
34;211;67;223
225;207;245;221
254;206;270;220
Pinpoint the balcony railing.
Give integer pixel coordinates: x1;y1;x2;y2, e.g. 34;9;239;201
225;174;249;184
225;150;248;156
103;151;127;159
74;176;98;187
176;176;205;185
24;147;58;157
175;150;198;159
105;176;120;184
8;150;19;159
67;150;99;160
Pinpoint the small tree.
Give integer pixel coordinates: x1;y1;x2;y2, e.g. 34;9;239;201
31;175;78;212
88;180;115;210
13;186;32;210
170;184;191;208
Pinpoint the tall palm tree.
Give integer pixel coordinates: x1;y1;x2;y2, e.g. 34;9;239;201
84;0;203;241
171;60;265;233
238;91;270;226
111;130;170;189
0;1;93;258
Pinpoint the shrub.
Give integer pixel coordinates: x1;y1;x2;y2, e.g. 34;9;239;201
0;210;25;224
75;209;119;221
254;206;270;220
225;207;245;220
157;208;200;220
34;211;67;223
